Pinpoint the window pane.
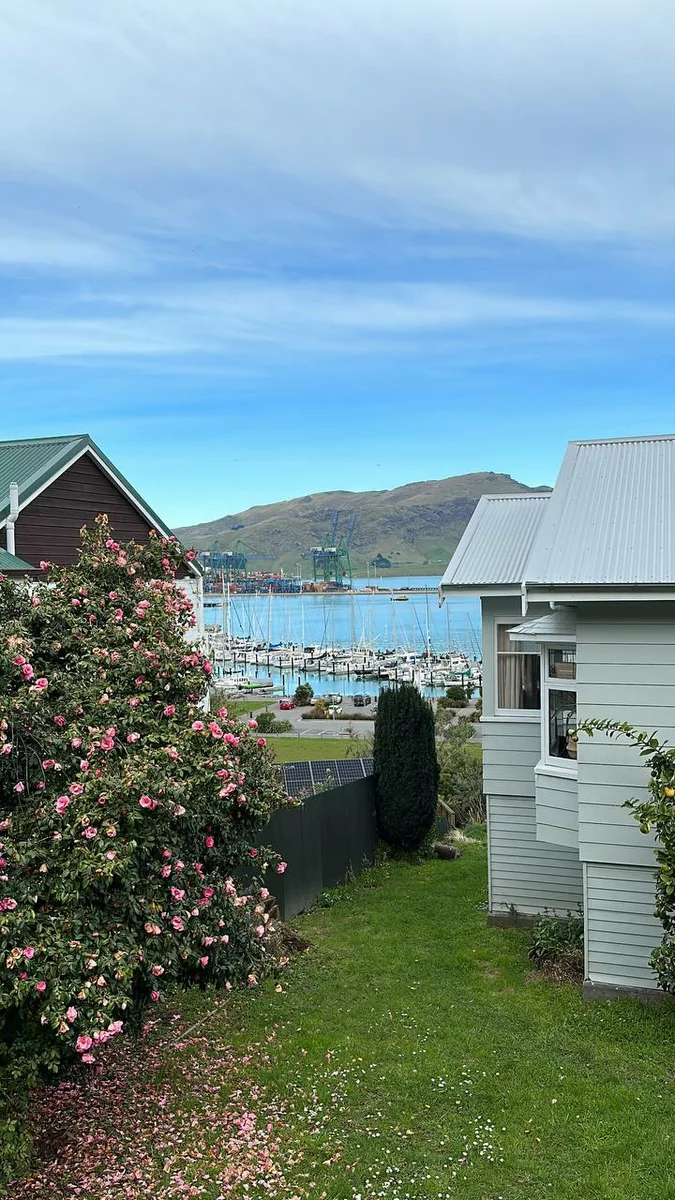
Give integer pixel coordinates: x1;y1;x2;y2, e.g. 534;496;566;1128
548;689;577;759
498;652;540;710
548;647;576;681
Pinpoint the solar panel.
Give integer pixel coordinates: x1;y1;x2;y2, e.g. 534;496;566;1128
282;758;374;798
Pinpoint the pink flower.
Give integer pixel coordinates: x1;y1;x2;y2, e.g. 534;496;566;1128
81;826;97;839
163;705;176;717
186;549;197;561
248;719;259;729
191;720;204;731
69;782;84;795
11;655;25;666
82;760;91;773
170;887;185;902
199;956;209;967
170;916;184;932
202;936;215;946
0;743;12;756
21;663;34;681
66;1006;77;1023
81;1053;96;1064
100;736;115;752
202;886;214;900
165;746;179;760
128;696;140;708
23;946;35;960
0;898;17;911
217;707;228;719
151;965;164;976
203;660;213;675
249;848;259;859
108;590;118;599
41;759;56;770
255;925;265;938
257;738;267;747
126;732;140;743
205;835;214;849
247;974;258;987
144;922;161;935
260;887;270;900
208;722;223;739
76;1035;93;1052
139;795;157;811
276;861;287;875
55;795;70;815
54;715;66;727
161;864;171;878
71;598;81;608
71;737;82;749
106;850;116;861
150;990;160;1001
224;732;239;746
34;678;48;691
35;980;47;993
13;782;24;794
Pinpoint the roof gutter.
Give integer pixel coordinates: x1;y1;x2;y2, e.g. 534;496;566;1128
5;482;19;556
520;579;529;617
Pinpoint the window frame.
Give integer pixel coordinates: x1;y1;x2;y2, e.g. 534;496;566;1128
494;621;541;719
541;642;578;774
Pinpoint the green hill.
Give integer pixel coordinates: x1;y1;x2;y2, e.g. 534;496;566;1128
175;472;545;577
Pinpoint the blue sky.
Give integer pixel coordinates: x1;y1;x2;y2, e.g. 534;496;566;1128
3;1;675;525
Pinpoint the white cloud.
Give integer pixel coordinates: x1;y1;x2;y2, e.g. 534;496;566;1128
2;0;675;245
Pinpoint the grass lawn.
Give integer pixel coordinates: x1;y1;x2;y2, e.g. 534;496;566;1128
266;735;367;762
14;842;675;1199
224;697;277;718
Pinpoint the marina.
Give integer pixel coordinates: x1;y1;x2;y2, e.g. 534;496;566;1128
203;576;482;698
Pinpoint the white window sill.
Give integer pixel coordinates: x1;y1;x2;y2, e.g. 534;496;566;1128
535;759;577;781
487;712;542;724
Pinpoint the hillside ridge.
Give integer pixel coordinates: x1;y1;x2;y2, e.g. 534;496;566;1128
176;471;548;575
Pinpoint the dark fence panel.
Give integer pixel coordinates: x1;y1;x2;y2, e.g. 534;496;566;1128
262;776;377;918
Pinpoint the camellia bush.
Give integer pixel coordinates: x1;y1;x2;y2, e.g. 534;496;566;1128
580;718;675;994
0;517;287;1128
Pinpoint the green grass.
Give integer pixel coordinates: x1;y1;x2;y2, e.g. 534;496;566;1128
224;697;276;717
464;738;483;761
17;845;675;1199
266;735;365;761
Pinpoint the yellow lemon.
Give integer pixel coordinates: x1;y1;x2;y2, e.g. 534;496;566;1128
665;787;675;798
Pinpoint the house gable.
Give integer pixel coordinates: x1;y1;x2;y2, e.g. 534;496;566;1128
0;450;172;567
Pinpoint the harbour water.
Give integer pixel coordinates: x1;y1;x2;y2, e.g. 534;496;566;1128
204;576;481;698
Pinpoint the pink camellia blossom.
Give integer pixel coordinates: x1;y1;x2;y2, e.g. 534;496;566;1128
34;677;48;691
66;1006;77;1023
0;743;12;756
202;886;214;900
208;722;223;739
139;795;157;811
248;719;259;730
128;696;140;708
55;796;70;815
41;758;56;770
247;974;258;987
105;539;120;552
108;590;118;600
144;921;161;935
0;898;17;912
162;848;171;859
81;826;97;839
174;804;186;816
203;660;213;675
257;738;267;747
81;1053;96;1064
170;887;185;902
106;850;116;861
164;746;179;761
276;861;287;875
224;732;239;747
185;549;197;561
54;715;66;727
202;936;215;946
204;835;214;849
23;946;35;959
100;736;115;751
21;663;34;681
71;737;82;749
39;561;50;570
163;704;176;717
126;732;140;743
170;916;184;932
255;925;265;938
151;965;164;976
35;980;47;993
150;990;160;1001
13;782;24;794
161;864;171;878
217;707;228;719
11;655;26;666
191;720;204;731
249;848;259;859
199;956;209;967
71;598;81;608
36;781;45;791
69;783;84;796
260;888;270;900
76;1034;93;1052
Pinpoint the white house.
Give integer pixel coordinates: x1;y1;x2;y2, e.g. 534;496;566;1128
439;434;675;1000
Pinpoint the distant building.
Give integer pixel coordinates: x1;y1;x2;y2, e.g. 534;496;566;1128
441;435;675;1000
0;434;203;635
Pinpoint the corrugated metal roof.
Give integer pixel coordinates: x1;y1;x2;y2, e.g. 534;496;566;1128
525;435;675;586
509;609;576;642
440;493;550;591
0;548;36;572
0;436;87;522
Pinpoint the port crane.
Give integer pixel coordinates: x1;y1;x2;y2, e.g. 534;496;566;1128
308;511;356;588
199;540;275;583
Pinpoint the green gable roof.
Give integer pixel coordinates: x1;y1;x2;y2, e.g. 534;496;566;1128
0;547;36;573
0;436;200;572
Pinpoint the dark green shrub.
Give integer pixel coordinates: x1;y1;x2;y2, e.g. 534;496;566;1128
529;908;584;966
444;684;470;707
255;711;292;734
293;683;314;706
373;684;439;851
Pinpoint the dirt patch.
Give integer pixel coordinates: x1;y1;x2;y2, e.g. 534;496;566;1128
528;951;584;986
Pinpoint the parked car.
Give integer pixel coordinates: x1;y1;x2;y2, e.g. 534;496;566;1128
325;693;343;705
352;694;372;707
279;697;295;710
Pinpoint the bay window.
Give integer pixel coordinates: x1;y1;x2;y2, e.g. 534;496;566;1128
542;645;577;767
496;624;541;714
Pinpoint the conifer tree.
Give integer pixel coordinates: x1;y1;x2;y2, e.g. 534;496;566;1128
373;683;439;851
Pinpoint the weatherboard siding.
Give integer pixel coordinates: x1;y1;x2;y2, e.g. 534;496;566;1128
481;597;582;916
576;602;675;867
0;452;173;568
488;795;583;916
534;770;578;849
584;863;661;991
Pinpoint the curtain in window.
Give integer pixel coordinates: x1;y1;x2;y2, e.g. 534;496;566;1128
497;627;540;710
